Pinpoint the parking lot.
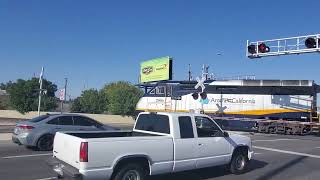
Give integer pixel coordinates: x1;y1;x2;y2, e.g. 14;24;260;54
0;132;319;180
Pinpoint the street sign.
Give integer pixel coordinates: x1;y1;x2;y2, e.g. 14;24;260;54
59;88;65;101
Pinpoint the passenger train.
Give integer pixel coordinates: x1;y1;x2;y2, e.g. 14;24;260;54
136;79;319;121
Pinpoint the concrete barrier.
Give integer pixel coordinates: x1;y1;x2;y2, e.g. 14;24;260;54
0;133;11;141
0;110;135;126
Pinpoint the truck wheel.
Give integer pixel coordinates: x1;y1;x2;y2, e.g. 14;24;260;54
229;150;249;174
37;134;54;151
113;163;146;180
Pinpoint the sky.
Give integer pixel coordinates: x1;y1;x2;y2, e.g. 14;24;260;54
0;0;320;100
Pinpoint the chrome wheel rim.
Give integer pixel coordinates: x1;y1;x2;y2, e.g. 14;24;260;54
122;170;140;180
235;155;245;170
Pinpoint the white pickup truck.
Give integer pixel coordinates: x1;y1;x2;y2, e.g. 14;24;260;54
48;112;254;180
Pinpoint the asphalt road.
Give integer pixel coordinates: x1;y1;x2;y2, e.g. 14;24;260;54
1;133;320;180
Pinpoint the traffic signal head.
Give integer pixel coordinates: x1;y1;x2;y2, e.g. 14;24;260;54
258;43;270;53
305;37;319;48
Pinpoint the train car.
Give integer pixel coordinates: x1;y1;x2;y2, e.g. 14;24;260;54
136;79;319;121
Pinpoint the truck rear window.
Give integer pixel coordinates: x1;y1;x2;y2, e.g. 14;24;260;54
135;114;170;134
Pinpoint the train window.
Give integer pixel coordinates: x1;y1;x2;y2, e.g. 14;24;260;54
149;89;155;94
166;86;172;97
156;86;165;95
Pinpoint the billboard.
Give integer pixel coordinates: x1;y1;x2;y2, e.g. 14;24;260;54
140;56;172;83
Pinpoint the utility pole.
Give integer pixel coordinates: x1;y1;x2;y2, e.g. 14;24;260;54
188;64;192;81
60;78;68;114
37;67;44;116
201;64;209;80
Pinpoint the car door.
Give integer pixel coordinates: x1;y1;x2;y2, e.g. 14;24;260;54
195;116;232;169
173;116;198;172
73;116;100;131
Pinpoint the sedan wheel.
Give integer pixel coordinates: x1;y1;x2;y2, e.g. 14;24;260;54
37;134;54;151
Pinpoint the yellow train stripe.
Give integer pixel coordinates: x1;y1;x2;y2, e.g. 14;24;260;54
224;109;310;115
136;108;310;115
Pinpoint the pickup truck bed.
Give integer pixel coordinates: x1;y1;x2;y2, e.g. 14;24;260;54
67;131;161;138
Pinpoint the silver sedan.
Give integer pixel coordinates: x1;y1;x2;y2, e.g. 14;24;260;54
12;114;117;151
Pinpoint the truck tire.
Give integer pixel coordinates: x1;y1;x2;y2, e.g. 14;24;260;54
229;150;249;174
113;163;147;180
37;134;54;151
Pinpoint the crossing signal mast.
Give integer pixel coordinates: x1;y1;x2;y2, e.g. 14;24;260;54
247;34;320;58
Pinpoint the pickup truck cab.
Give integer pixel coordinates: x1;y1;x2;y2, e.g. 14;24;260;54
48;112;253;180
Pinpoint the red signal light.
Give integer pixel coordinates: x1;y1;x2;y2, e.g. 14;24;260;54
192;93;199;100
200;92;207;99
305;37;319;48
247;45;256;54
258;43;270;53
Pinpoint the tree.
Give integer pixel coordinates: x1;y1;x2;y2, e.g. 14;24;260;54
70;97;82;113
0;81;11;110
0;95;10;110
6;78;58;114
71;89;106;114
101;81;143;116
0;81;13;90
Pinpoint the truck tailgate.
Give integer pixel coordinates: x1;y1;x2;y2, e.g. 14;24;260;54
53;132;83;170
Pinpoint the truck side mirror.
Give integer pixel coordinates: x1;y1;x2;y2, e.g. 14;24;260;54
223;131;229;137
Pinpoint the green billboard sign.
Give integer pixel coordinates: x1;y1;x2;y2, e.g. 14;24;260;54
140;56;172;83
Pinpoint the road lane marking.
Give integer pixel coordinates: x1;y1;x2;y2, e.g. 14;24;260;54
253;146;320;159
1;153;52;159
34;177;57;180
253;138;299;142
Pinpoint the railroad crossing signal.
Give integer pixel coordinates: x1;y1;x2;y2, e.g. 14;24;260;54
195;77;206;92
194;77;209;105
247;34;320;58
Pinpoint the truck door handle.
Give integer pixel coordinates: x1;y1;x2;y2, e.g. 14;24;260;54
198;143;203;146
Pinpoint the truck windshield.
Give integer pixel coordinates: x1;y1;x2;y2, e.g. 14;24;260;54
135;114;170;134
